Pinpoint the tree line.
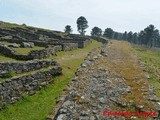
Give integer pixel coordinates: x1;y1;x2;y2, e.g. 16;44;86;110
64;16;160;48
100;25;160;48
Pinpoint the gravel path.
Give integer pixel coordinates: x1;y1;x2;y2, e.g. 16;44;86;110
49;41;160;120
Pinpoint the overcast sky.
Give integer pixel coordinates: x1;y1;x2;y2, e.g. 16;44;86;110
0;0;160;34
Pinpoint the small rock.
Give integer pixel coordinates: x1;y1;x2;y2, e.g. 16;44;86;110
92;110;98;114
149;95;159;102
40;82;47;87
136;105;144;110
91;95;96;99
81;63;87;68
72;77;78;81
29;91;35;96
95;115;101;120
91;103;97;107
46;115;54;120
90;116;95;120
97;54;103;58
130;116;137;119
100;50;108;57
56;114;67;120
62;101;72;107
8;43;19;48
93;56;98;60
81;96;85;99
59;108;67;114
99;97;106;104
146;74;150;79
126;86;131;93
81;110;90;116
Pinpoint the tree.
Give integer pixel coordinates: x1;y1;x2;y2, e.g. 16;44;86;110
137;25;160;47
127;31;133;42
103;28;114;39
64;25;72;34
113;32;119;40
91;27;102;37
131;33;138;44
152;29;160;47
143;24;159;47
76;16;88;35
123;31;128;40
138;30;145;45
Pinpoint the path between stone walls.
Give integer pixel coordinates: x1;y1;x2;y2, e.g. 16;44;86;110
47;41;160;120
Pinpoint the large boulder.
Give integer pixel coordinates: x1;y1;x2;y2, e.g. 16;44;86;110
20;42;34;48
28;42;34;48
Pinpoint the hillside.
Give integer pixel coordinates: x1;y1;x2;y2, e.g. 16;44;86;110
0;21;107;120
0;21;159;120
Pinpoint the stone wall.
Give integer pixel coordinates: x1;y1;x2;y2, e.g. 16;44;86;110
0;28;39;40
0;28;70;41
0;38;80;51
0;43;29;60
0;38;50;47
62;43;78;51
0;43;61;60
49;39;92;48
91;36;108;44
36;29;71;40
0;26;92;49
78;39;92;48
1;37;86;48
0;65;62;108
0;60;57;78
28;48;56;59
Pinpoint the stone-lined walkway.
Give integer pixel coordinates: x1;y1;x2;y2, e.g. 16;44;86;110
48;41;159;120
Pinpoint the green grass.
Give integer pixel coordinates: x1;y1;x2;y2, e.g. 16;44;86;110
0;21;67;36
134;45;160;99
13;46;45;55
0;41;13;45
0;40;103;120
0;21;27;29
0;54;18;62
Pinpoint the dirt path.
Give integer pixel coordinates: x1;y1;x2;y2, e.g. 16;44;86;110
104;41;160;119
51;40;160;120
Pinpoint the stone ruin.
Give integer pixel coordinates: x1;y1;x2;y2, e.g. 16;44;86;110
0;59;62;109
0;22;108;111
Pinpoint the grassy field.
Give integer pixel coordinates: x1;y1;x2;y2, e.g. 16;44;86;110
13;46;45;55
0;40;103;120
134;45;160;99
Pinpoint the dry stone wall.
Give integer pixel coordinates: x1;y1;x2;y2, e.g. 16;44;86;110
0;64;62;109
28;47;56;59
61;43;78;51
0;59;57;78
0;43;61;60
91;37;108;44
